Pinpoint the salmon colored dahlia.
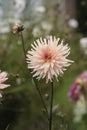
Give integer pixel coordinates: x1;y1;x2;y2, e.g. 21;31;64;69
0;71;10;89
26;36;73;82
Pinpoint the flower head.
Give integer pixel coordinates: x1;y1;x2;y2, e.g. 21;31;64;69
26;36;73;82
0;71;10;97
12;24;24;34
68;82;81;101
80;37;87;55
68;71;87;101
68;19;78;28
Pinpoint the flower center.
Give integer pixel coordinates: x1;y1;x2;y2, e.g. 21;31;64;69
44;50;52;61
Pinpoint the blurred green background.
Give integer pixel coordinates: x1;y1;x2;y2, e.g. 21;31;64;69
0;0;87;130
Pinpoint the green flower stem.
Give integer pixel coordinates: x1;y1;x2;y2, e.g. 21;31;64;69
20;32;26;60
20;32;48;114
49;81;54;130
33;77;48;114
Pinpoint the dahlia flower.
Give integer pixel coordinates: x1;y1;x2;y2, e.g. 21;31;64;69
0;71;10;90
68;82;81;101
68;71;87;101
26;36;73;82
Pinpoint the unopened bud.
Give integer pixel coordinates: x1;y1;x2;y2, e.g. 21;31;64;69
12;24;24;34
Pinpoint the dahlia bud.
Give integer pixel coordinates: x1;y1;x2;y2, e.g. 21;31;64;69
12;24;24;34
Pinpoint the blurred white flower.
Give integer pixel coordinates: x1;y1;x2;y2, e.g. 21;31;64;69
0;20;10;34
32;26;41;37
24;21;31;28
0;26;10;34
74;96;87;122
41;21;53;32
7;18;21;24
34;6;45;13
14;0;26;18
80;37;87;55
68;19;78;28
80;37;87;46
14;0;26;11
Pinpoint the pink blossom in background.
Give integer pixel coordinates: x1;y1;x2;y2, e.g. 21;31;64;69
26;36;73;82
0;71;10;97
78;71;87;86
68;71;87;101
68;82;81;101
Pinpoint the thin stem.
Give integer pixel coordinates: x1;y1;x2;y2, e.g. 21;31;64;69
20;32;48;114
20;32;26;60
49;81;54;130
33;78;48;114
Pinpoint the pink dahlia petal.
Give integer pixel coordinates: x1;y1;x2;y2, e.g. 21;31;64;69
0;84;10;89
0;72;8;83
0;71;10;90
26;36;73;82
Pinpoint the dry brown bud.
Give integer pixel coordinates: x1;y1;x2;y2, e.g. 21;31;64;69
12;24;24;34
